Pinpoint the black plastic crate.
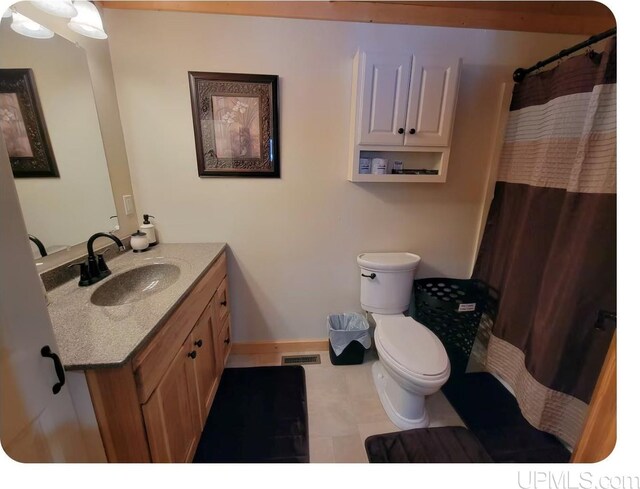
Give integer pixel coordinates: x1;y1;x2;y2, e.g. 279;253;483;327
409;278;498;377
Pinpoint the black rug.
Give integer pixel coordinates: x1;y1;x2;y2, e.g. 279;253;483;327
442;373;571;463
366;427;493;463
193;366;309;463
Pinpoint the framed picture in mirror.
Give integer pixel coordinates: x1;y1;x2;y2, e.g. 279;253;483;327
0;68;58;178
188;72;280;178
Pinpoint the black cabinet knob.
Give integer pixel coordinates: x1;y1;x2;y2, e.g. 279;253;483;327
409;128;416;134
220;301;227;307
224;338;230;345
194;339;203;348
188;350;197;359
398;128;404;134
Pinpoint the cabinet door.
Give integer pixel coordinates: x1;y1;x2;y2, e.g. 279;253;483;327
213;277;230;331
215;315;232;378
191;302;219;429
404;56;461;147
142;339;200;463
358;52;412;146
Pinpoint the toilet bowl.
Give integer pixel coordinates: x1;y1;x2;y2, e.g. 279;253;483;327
357;252;450;430
371;313;449;429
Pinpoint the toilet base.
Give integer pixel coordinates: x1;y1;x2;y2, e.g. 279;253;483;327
372;361;429;430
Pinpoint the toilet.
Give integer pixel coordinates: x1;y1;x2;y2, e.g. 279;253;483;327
358;252;450;430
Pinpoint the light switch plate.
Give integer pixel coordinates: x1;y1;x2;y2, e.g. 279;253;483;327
123;195;134;215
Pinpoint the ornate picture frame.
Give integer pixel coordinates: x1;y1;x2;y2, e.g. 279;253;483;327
188;72;280;178
0;68;59;178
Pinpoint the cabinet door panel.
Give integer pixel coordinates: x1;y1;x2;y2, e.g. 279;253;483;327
142;340;200;463
191;303;219;429
220;316;232;365
213;277;230;334
215;314;232;378
405;56;460;147
358;52;412;146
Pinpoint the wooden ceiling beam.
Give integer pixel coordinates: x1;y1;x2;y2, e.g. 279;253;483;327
98;1;615;35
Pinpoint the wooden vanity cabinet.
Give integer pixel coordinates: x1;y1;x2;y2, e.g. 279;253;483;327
85;251;231;463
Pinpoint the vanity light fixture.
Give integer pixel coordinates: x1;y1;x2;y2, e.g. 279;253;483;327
67;0;107;39
31;0;78;18
10;10;54;39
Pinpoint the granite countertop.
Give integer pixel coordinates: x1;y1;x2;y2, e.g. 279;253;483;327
47;243;226;370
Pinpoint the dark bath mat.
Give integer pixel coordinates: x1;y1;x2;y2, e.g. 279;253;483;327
192;366;309;463
442;372;571;463
365;426;493;463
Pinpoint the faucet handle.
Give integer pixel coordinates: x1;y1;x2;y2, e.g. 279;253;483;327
96;253;114;279
68;262;91;286
96;253;110;273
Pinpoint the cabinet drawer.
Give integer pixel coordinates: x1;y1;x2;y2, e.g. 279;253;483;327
213;277;230;335
133;251;227;403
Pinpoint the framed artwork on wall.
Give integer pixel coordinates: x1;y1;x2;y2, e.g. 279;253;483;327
188;71;280;178
0;68;59;178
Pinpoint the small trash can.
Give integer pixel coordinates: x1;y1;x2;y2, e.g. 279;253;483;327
328;313;371;365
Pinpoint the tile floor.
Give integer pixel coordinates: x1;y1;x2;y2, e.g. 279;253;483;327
226;348;466;463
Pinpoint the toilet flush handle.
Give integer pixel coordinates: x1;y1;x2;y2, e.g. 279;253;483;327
361;273;377;280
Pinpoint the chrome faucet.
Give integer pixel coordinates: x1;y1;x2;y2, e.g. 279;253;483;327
69;232;126;287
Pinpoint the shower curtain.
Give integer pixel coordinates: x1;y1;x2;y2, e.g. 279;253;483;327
473;38;616;448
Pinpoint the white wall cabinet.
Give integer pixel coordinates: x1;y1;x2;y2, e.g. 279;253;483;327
349;50;461;182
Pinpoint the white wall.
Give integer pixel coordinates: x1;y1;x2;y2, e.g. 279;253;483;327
0;22;117;255
104;10;583;342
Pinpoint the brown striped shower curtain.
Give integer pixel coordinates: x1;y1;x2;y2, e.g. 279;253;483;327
473;38;616;448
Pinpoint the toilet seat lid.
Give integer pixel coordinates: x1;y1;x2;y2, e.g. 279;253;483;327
357;252;420;272
376;316;448;377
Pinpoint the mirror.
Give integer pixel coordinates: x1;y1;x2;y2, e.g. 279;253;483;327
0;20;118;260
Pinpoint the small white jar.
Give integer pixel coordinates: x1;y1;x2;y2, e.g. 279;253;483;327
130;230;149;253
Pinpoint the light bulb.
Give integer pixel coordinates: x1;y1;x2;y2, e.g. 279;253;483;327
68;1;107;39
31;0;78;18
11;11;54;39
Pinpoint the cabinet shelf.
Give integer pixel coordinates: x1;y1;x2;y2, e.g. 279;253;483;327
348;146;450;183
349;173;446;183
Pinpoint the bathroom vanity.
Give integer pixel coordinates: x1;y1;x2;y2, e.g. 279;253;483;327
46;243;230;463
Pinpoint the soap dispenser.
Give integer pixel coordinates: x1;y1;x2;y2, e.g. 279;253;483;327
141;214;158;246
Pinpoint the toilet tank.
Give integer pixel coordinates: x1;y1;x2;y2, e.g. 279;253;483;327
358;252;421;314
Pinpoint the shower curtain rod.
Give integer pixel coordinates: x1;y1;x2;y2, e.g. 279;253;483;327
512;27;616;83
